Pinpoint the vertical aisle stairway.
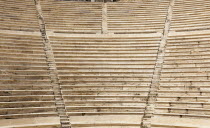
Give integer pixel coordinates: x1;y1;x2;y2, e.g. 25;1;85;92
39;0;170;127
49;33;162;128
1;0;210;127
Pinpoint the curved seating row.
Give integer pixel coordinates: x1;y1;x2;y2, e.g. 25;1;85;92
0;0;39;32
107;0;170;34
49;34;161;127
153;31;210;127
40;0;103;34
0;32;57;120
171;0;210;32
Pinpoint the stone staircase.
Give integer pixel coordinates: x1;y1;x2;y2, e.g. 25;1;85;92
0;0;61;127
49;34;161;127
1;0;210;128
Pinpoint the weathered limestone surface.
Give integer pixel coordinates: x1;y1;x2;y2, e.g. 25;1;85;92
152;116;210;128
170;0;210;32
34;0;71;127
49;34;162;123
107;0;170;34
0;0;39;31
0;117;60;128
0;32;59;127
40;0;103;34
1;0;210;128
141;0;175;127
152;30;210;127
0;32;57;117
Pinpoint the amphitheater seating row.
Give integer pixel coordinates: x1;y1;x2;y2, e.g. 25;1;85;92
171;0;210;32
1;0;210;127
107;0;170;34
40;0;103;34
154;31;210;119
40;0;170;34
0;0;40;32
48;34;161;126
0;33;57;119
3;0;210;34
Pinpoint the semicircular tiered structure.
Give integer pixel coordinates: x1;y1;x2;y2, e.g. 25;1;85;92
1;0;210;128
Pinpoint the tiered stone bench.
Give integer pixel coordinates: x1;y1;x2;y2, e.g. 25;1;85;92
152;30;210;127
171;0;210;32
0;117;60;128
1;0;210;127
48;33;161;127
0;0;39;32
40;0;102;34
0;32;60;127
107;0;169;34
